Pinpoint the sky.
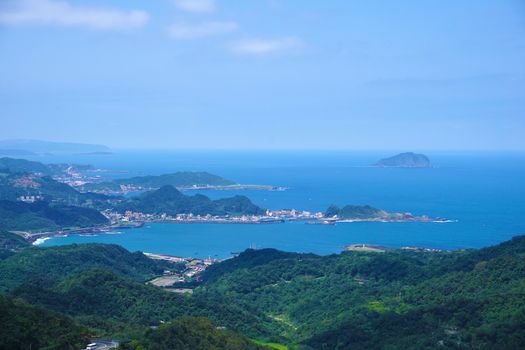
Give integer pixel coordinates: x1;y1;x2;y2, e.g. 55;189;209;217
0;0;524;151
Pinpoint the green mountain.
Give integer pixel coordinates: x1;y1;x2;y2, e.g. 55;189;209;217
118;185;266;216
196;236;525;348
0;243;169;292
120;317;270;350
0;200;109;232
0;294;87;350
0;171;111;207
0;157;51;174
325;204;388;219
0;230;29;252
116;172;235;187
375;152;431;168
0;156;95;176
80;171;236;193
2;237;525;349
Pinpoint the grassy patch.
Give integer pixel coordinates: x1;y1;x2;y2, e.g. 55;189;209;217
367;301;389;313
252;340;288;350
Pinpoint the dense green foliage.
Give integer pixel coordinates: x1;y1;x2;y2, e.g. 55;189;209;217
0;244;276;340
0;171;111;206
0;244;170;292
0;157;51;175
324;204;386;219
0;200;109;231
197;237;525;349
0;294;87;350
81;171;235;192
118;185;265;216
10;268;276;338
0;157;95;176
117;172;236;187
375;152;431;168
2;237;525;349
120;317;269;350
0;230;29;252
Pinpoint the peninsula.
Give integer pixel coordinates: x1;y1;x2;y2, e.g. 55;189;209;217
323;204;448;223
77;171;286;194
375;152;431;168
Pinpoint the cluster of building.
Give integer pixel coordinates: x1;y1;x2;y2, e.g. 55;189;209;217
266;208;324;220
145;252;217;286
101;208;326;226
17;194;44;203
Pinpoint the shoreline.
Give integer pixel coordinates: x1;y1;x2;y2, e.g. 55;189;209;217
19;214;454;245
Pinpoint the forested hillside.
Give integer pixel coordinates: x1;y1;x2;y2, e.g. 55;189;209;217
1;237;525;349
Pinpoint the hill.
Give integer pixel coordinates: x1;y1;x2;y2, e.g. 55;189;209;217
0;230;29;252
375;152;431;168
0;294;87;350
2;237;525;349
120;317;270;350
118;185;265;216
0;170;112;207
325;204;387;219
0;200;109;232
197;236;525;348
0;243;170;292
0;157;96;176
0;157;51;174
80;171;236;193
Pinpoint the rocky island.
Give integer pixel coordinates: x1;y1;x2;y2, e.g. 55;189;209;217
375;152;431;168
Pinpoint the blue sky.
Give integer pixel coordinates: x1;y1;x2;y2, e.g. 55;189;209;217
0;0;524;150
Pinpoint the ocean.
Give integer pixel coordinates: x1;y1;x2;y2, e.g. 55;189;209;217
38;150;525;258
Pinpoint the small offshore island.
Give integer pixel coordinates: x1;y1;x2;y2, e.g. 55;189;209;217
375;152;431;168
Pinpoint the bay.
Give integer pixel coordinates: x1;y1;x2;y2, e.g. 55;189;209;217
38;151;525;258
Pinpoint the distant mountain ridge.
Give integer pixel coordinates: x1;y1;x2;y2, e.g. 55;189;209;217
0;139;110;155
117;185;265;216
0;157;95;176
375;152;431;168
0;200;109;232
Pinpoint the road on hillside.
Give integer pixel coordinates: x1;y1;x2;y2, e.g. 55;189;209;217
86;340;119;350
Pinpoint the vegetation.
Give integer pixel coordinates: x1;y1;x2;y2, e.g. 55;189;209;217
80;171;236;192
0;157;51;175
117;185;265;216
0;200;109;231
0;230;29;252
1;237;525;349
0;294;87;350
0;243;171;292
375;152;431;168
0;156;95;176
196;236;525;348
325;204;387;219
119;317;270;350
0;171;111;207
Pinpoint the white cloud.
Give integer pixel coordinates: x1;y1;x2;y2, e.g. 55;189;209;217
168;21;238;39
0;0;149;30
172;0;215;13
231;37;304;55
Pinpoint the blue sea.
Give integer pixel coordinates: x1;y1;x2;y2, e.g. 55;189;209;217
38;150;525;258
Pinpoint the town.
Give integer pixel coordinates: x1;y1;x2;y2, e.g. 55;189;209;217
101;208;324;225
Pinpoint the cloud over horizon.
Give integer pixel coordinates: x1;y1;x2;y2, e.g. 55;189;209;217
0;0;149;30
168;21;238;39
231;37;305;55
